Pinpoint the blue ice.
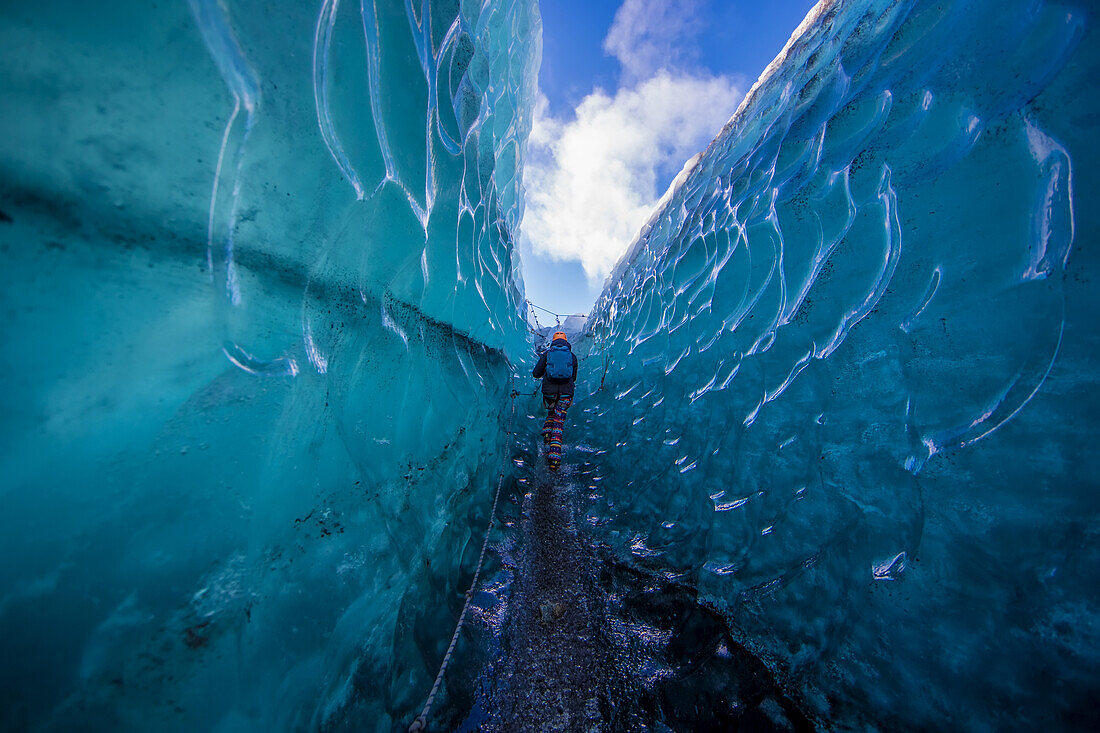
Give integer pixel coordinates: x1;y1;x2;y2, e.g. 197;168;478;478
577;0;1098;727
0;0;1098;730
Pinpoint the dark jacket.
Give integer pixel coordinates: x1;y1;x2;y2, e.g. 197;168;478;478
532;338;578;397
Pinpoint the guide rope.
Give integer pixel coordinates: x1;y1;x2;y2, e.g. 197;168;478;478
525;303;549;346
407;385;523;733
525;299;571;319
525;298;592;353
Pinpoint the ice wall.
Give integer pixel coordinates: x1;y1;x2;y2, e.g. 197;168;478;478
578;0;1099;727
0;0;538;728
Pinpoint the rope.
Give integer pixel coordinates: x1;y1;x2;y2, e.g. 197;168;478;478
526;299;571;319
525;304;549;346
525;299;592;352
408;387;521;733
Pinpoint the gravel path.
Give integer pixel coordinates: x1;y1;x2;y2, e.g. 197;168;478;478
491;463;609;731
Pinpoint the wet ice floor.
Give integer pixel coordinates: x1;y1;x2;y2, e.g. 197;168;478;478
489;457;610;732
454;439;814;732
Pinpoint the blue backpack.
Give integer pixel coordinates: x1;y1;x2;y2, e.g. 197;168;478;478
545;344;573;379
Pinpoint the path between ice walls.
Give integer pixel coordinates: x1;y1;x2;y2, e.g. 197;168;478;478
574;0;1099;729
2;0;1098;730
0;0;538;729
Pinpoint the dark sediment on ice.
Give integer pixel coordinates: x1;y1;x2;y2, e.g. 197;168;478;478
476;448;815;732
597;557;816;731
491;463;609;732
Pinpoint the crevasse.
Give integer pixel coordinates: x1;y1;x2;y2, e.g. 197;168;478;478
1;0;1098;730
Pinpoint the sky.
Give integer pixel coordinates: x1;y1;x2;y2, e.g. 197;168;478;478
517;0;818;319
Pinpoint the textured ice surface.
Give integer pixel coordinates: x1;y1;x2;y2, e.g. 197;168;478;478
578;0;1099;728
0;0;537;728
4;0;1100;729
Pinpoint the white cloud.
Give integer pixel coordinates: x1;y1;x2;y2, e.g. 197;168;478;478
520;0;743;287
522;71;743;284
604;0;705;81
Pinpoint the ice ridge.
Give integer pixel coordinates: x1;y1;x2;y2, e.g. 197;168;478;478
0;0;540;728
576;0;1098;727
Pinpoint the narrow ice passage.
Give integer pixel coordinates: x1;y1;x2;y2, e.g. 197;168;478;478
491;464;608;729
418;386;822;730
1;0;1099;730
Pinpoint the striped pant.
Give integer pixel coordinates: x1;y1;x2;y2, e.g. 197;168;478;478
542;394;572;469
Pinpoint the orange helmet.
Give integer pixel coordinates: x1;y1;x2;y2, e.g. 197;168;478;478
552;331;568;342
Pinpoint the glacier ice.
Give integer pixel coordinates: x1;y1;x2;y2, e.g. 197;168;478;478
2;0;1100;729
0;0;538;728
576;0;1099;728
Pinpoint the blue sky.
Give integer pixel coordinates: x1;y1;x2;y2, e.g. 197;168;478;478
518;0;817;319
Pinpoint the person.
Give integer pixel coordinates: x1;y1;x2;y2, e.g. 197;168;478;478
532;330;578;470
